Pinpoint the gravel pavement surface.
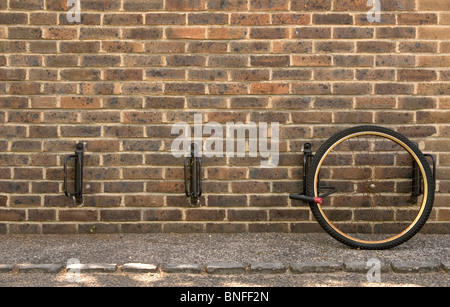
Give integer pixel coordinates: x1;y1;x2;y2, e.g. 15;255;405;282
0;233;448;287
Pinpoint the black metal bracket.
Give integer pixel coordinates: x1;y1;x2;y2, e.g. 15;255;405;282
424;154;436;183
64;142;85;206
289;143;336;205
301;143;313;194
184;142;202;206
411;153;436;198
289;143;316;203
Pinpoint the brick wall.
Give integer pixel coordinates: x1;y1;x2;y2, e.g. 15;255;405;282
0;0;449;234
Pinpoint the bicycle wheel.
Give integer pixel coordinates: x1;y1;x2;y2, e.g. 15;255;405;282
306;126;435;250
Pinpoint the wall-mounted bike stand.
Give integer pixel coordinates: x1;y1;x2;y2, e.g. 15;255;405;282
289;143;336;205
64;142;86;206
411;143;436;201
184;142;202;206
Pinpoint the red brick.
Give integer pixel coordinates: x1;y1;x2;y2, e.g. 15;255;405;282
29;12;58;25
231;13;271;26
292;27;331;39
418;56;450;67
207;0;247;11
42;28;78;40
0;13;28;25
145;13;186;25
122;0;164;11
418;0;449;10
103;14;143;25
292;55;332;67
122;28;163;40
165;83;205;95
166;0;206;11
313;13;353;25
104;69;144;81
188;13;228;25
60;97;101;109
102;41;144;53
250;56;290;67
333;0;367;11
9;83;41;95
250;83;289;95
418;27;450;39
185;209;225;221
166;27;206;39
397;13;437;25
291;83;332;95
208;27;247;39
272;13;310;25
397;69;437;81
81;0;121;11
291;0;332;11
9;0;44;10
250;28;288;39
250;0;289;11
9;27;42;39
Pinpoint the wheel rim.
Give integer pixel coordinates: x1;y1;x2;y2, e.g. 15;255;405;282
313;131;429;245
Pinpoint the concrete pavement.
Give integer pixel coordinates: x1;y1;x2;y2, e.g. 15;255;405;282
0;233;448;287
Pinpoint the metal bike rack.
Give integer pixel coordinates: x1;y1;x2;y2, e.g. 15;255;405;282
411;143;436;200
289;143;336;205
64;142;86;206
184;142;202;206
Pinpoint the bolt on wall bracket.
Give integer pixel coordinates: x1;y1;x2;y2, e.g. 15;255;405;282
64;142;86;206
184;142;202;206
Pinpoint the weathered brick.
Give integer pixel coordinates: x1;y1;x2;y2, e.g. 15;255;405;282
250;55;290;67
81;0;121;11
166;0;206;11
42;28;78;40
418;27;450;40
9;0;44;10
207;0;247;11
101;209;141;222
333;0;368;11
376;27;416;39
292;27;331;39
313;13;353;25
397;13;438;25
79;28;120;40
292;55;332;67
418;0;449;11
0;13;28;25
357;41;396;53
291;0;332;11
122;28;163;40
397;69;437;81
165;83;206;95
45;55;79;67
208;27;247;40
145;13;186;25
250;0;289;11
102;41;144;53
189;13;228;25
0;69;27;81
9;27;42;39
166;27;206;39
231;13;271;26
272;13;310;25
250;28;289;39
122;0;164;11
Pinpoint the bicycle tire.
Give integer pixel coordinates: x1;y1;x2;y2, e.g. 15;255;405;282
306;126;435;250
